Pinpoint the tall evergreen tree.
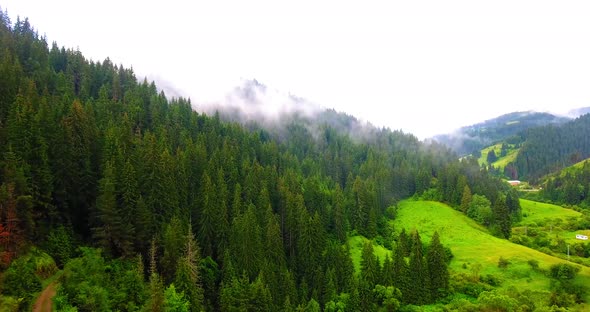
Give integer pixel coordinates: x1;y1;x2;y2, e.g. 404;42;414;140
92;160;132;257
360;241;381;288
407;231;430;305
460;185;472;213
392;242;410;303
426;231;449;301
174;223;204;312
492;196;512;239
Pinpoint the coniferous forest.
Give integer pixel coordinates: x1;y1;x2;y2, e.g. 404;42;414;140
0;10;588;312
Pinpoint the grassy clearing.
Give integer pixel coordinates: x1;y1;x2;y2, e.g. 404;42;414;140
392;200;590;299
559;158;590;177
518;199;581;225
478;143;519;170
348;235;392;273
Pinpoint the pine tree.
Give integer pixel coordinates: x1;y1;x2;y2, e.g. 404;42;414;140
93;160;132;257
322;267;337;305
426;231;449;301
360;241;381;288
398;228;410;257
230;203;262;280
492;196;512;239
198;173;216;257
392;243;410;304
381;254;394;286
407;231;430;305
162;216;185;282
460;185;472;213
147;239;164;312
174;223;204;312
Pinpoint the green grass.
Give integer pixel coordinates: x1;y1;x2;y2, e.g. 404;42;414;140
518;199;581;225
558;158;590;178
348;235;392;273
477;143;519;170
492;149;518;169
392;200;590;299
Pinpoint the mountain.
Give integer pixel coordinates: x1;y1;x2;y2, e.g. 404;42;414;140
567;106;590;118
433;111;570;156
200;78;387;143
515;113;590;181
3;11;588;312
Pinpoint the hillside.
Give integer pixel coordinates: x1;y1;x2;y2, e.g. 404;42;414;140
393;200;590;304
517;199;581;224
512;199;589;262
0;11;522;311
477;143;519;170
538;157;590;206
515;113;590;181
434;111;569;156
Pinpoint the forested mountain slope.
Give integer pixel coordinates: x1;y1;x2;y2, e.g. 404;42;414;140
433;111;570;156
0;11;571;311
515;113;590;181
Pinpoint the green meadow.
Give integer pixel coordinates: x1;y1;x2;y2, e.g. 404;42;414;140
518;199;581;225
478;143;519;170
392;200;590;301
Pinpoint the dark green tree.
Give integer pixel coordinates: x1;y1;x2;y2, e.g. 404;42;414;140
426;231;449;301
407;231;430;305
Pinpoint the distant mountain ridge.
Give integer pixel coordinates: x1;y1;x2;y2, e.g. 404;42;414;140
200;78;393;142
433;111;573;156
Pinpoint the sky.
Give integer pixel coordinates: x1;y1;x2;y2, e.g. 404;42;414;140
3;0;590;139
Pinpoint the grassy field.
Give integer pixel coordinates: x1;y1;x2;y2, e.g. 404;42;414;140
478;143;519;170
518;199;581;225
392;200;590;301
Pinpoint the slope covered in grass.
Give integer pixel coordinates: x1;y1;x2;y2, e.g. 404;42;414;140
393;200;590;299
518;199;581;225
478;143;519;170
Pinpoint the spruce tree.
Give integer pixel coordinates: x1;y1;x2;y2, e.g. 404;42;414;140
426;231;449;301
392;243;410;304
460;185;472;213
408;231;430;305
174;223;204;312
360;241;381;288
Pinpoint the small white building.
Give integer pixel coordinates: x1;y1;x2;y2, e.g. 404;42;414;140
507;180;521;186
575;234;588;240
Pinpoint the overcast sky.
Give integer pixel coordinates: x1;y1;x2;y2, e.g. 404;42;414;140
4;0;590;138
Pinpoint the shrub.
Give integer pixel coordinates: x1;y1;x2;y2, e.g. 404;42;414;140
481;274;502;287
0;257;42;309
498;257;511;268
527;259;540;271
30;247;58;279
549;263;580;281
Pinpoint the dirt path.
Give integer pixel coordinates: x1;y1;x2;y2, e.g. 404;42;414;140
32;281;57;312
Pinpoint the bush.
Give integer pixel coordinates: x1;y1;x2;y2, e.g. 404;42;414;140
478;290;519;312
442;246;454;263
30;247;58;279
0;295;21;312
498;257;511;268
549;263;580;281
0;257;42;309
527;259;540;271
481;274;502;287
44;225;75;268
